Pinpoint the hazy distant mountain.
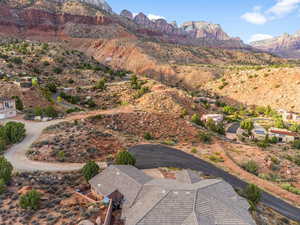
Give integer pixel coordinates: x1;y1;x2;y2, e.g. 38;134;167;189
251;31;300;58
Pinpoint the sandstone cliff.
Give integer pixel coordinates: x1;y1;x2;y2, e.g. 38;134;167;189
251;31;300;58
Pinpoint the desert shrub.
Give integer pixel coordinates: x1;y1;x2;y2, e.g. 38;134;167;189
0;178;5;194
191;114;203;126
205;119;225;135
144;132;153;140
281;183;300;195
19;189;41;210
242;160;259;176
198;132;212;144
292;140;300;149
10;57;22;64
191;148;197;154
134;86;149;99
82;161;100;181
95;78;106;91
12;96;23;111
43;106;58;118
53;67;63;74
257;140;269;149
0;156;13;184
66;107;82;114
242;184;261;209
209;155;224;163
46;83;57;93
115;151;136;166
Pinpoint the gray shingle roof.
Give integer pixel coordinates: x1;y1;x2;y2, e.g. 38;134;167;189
176;169;202;184
90;166;256;225
89;165;152;206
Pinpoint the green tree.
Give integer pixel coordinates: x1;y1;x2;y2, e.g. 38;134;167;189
240;119;254;135
206;119;225;135
82;161;100;181
0;178;5;194
12;96;24;111
144;132;153;140
19;189;41;210
243;184;261;209
115;151;136;165
0;156;13;184
274;119;285;129
0;138;6;153
3;122;26;144
223;105;236;115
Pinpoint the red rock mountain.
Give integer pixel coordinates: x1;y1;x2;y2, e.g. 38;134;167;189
251;31;300;58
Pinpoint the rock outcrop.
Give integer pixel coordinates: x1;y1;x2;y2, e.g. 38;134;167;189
181;21;231;40
251;31;300;58
120;9;133;20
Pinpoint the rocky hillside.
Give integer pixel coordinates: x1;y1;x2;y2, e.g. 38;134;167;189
251;31;300;58
203;65;300;111
0;0;286;91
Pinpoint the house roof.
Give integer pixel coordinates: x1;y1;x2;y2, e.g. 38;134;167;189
269;129;298;137
90;165;256;225
175;169;202;184
89;165;152;206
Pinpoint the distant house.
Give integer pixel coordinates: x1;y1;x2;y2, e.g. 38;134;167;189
13;77;33;88
0;97;16;119
278;109;300;123
268;128;298;143
252;127;267;140
89;165;256;225
201;114;224;123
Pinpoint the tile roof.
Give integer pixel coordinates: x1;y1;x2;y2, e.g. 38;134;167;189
269;129;298;137
90;165;256;225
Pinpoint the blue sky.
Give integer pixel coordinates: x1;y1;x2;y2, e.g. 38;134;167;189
107;0;300;43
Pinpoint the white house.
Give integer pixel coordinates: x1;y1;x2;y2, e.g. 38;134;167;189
0;97;16;119
268;128;298;143
201;114;224;123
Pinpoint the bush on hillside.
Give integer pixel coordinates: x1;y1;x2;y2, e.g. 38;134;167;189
0;156;13;184
242;160;259;176
242;184;261;210
19;189;41;210
115;151;136;166
12;96;24;111
82;161;100;181
1;122;26;144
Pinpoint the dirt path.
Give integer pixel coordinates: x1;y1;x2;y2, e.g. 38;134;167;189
3;106;134;172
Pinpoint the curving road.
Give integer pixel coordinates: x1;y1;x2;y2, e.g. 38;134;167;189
3;120;85;172
129;144;300;223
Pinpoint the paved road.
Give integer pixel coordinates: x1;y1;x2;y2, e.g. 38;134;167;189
129;144;300;222
3;119;85;172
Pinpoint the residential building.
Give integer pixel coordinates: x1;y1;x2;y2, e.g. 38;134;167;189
252;127;267;140
0;97;16;119
201;114;224;123
89;165;256;225
268;128;298;143
194;97;216;104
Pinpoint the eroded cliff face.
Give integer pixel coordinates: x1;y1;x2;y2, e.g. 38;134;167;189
251;31;300;58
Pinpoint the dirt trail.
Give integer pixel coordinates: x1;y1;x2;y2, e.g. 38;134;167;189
3;106;134;172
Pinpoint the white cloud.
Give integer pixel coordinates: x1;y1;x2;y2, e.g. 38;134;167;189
147;14;165;21
241;12;267;24
132;13;166;21
242;0;300;25
268;0;300;17
248;34;274;43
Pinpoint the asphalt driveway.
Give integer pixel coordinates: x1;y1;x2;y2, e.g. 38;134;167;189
129;144;300;222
